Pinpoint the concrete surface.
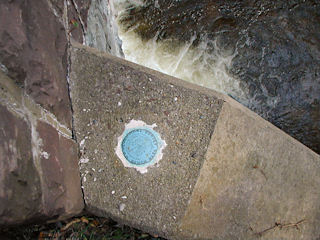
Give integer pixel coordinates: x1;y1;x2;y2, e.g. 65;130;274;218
179;100;320;240
70;42;223;237
70;43;320;239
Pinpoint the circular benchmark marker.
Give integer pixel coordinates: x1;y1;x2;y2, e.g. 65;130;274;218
116;120;166;173
121;129;158;165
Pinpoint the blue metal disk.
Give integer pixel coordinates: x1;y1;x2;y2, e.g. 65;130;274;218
121;129;159;165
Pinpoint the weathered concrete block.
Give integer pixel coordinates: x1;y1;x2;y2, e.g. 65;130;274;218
70;43;320;239
0;72;83;226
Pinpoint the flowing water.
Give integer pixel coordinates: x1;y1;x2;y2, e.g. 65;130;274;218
85;0;320;153
113;0;248;103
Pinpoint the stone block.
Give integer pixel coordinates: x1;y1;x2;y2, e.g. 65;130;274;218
0;0;72;128
70;43;320;239
0;104;42;225
0;72;83;226
37;121;84;219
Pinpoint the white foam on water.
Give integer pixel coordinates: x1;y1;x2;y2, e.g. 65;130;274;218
112;0;249;104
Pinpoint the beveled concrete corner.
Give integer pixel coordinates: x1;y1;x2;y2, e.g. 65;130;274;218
70;43;320;240
179;99;320;240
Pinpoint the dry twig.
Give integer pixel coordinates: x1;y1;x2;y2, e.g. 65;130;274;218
61;218;81;232
255;219;306;237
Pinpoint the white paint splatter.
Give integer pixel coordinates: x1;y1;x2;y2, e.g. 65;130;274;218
41;151;50;159
80;158;89;164
80;139;86;147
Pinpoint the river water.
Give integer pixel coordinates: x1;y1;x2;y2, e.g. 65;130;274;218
86;0;320;153
114;0;248;103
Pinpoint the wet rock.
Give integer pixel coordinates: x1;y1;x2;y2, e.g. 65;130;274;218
232;3;320;153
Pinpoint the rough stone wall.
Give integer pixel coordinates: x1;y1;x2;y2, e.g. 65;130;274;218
0;0;90;128
0;0;88;225
0;0;69;127
0;72;83;226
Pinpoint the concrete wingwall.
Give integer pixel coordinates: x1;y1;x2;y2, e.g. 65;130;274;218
70;42;320;240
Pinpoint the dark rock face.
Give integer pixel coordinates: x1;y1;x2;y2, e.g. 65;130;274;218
232;3;320;153
119;0;320;153
0;104;42;225
0;0;71;128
